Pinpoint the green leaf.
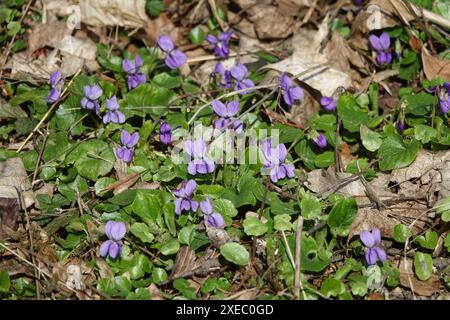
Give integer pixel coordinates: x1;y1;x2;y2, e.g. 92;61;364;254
108;190;137;206
124;84;175;117
393;224;411;243
350;278;368;297
160;238;180;256
213;198;238;218
414;252;433;281
301;193;322;220
273;214;292;231
444;234;450;253
433;0;450;19
378;134;420;171
65;139;115;181
132;191;161;223
243;217;268;236
360;125;382;152
152;73;182;89
404;93;437;116
0;270;10;293
130;223;154;243
146;0;164;17
414;125;437;144
178;225;196;245
415;231;438;250
7;21;20;35
163;203;177;236
320;278;346;297
173;278;197;299
327;198;357;237
434;196;450;222
314;151;335;168
189;27;205;45
337;94;370;133
152;267;167;284
220;243;249;266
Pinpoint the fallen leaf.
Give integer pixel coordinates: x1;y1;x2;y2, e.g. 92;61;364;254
397;258;440;296
422;48;450;81
43;0;150;28
247;5;294;40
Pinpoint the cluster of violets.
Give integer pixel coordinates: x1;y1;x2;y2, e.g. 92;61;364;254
172;180;225;228
122;55;146;90
369;32;392;66
429;82;450;114
212;62;255;95
261;139;295;183
47;70;63;103
100;221;126;259
212;99;243;133
115;129;139;163
359;228;387;265
184;138;215;175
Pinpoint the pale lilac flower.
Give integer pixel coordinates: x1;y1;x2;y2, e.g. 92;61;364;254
436;83;450;114
212;62;231;89
212;99;243;133
115;129;139;163
369;32;392;65
230;63;254;95
200;197;225;229
100;221;126;259
122;55;146;90
160;121;172;145
184;139;215;175
157;35;187;69
260;139;295;184
47;70;63;104
206;30;233;58
81;84;103;115
320;96;337;112
279;73;303;107
173;180;199;215
314;133;328;149
360;228;387;265
103;96;125;124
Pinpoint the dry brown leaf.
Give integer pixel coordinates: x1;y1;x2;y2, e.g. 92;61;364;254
0;157;34;208
264;17;352;96
144;13;182;46
247;4;294;40
422;48;450;81
148;283;165;300
43;0;150;28
397;258;440;296
100;172;140;195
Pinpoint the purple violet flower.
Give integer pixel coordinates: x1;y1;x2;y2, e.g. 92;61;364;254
47;70;63;104
260;139;295;184
354;0;365;5
437;83;450;114
200;197;225;229
184;138;215;175
320;96;337;112
157;35;187;69
81;84;103;115
212;62;232;89
103;96;125;124
314;133;328;149
160;121;172;145
396;121;406;132
212;99;243;133
359;228;387;265
369;32;392;66
99;221;126;259
122;55;146;90
279;73;304;107
230;63;254;95
115;129;139;163
206;30;233;58
173;180;199;215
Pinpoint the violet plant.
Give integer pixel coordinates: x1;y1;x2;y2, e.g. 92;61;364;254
157;35;187;69
100;221;126;259
360;228;387;265
173;180;199;215
184;138;215;175
212;99;243;133
279;73;303;107
81;84;103;115
47;70;63;103
200;197;225;229
206;30;233;58
260;139;295;183
115;129;139;163
122;55;146;90
369;32;392;66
